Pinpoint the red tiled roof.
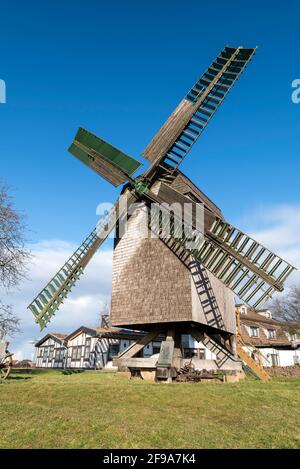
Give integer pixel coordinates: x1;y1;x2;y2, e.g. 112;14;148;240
239;308;291;347
95;327;121;333
51;333;67;340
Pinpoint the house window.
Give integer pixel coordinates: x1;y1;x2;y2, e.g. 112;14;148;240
71;346;83;360
266;329;276;339
289;332;297;341
84;338;92;359
270;353;279;366
249;326;259;337
108;344;119;360
48;346;54;361
183;348;205;359
55;348;65;361
43;347;49;361
240;306;247;315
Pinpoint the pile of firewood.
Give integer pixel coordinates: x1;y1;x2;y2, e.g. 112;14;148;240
176;362;224;382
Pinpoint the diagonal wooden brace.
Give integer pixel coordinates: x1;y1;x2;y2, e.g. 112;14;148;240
116;326;163;360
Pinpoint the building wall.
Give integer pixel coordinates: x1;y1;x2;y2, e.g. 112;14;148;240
66;333;136;369
111;206;193;327
66;331;95;369
259;348;300;367
242;345;300;367
36;337;66;368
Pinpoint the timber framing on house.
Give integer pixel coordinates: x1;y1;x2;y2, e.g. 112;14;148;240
237;305;300;367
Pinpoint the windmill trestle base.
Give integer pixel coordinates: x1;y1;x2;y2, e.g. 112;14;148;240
113;323;243;383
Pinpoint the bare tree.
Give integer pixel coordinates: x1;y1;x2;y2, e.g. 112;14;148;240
270;284;300;330
0;181;30;338
0;302;21;339
0;182;30;288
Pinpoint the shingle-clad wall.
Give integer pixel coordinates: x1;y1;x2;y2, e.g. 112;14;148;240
110;202;236;334
111;205;193;326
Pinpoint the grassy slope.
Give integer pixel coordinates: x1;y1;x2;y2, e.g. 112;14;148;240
0;370;299;449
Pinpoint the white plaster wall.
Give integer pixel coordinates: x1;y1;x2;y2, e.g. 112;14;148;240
242;346;300;367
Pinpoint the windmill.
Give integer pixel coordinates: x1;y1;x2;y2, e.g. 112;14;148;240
28;46;296;380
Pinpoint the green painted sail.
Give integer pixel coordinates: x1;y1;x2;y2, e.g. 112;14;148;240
69;127;141;186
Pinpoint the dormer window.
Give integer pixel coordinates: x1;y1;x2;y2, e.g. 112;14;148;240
249;326;259;337
266;329;276;339
257;310;272;319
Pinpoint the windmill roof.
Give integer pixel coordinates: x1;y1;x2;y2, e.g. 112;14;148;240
171;170;224;218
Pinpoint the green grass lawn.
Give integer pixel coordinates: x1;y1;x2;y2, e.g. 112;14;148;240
0;369;299;449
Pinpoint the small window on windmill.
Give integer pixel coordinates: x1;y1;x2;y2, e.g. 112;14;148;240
240;306;247;315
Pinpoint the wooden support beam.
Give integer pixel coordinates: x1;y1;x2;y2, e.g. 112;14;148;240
117;327;163;360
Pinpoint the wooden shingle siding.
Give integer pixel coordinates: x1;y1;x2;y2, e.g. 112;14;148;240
110;203;236;333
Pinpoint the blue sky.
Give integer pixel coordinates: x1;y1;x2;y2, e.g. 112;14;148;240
0;1;299;357
1;0;299;241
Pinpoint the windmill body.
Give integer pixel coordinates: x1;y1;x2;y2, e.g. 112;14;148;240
28;46;296;381
110;172;236;335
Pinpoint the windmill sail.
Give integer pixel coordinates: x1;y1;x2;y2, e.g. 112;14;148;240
28;227;104;330
145;191;296;309
69;127;142;187
143;46;256;176
28;193;136;329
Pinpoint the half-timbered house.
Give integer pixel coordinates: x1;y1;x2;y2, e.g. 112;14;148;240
35;333;67;368
237;304;300;367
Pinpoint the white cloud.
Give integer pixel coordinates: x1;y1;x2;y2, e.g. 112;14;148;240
1;240;113;360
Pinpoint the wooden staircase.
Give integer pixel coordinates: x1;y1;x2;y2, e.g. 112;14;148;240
236;343;271;381
235;310;271;381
